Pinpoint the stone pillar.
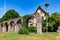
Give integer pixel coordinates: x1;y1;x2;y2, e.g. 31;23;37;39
15;23;19;32
2;26;4;32
12;25;15;32
0;23;4;32
3;24;6;32
8;23;12;32
0;23;2;33
37;22;42;35
11;27;13;32
36;16;42;35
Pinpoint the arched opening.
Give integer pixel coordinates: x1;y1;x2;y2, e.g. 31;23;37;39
28;16;34;27
5;22;8;32
17;19;22;28
1;23;3;32
10;21;15;32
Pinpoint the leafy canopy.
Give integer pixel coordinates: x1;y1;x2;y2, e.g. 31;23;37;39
0;9;20;22
42;12;60;32
22;15;31;28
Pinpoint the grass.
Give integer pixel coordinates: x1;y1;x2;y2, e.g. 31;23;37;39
0;32;60;40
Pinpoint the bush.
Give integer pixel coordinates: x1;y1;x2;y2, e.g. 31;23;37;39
18;27;29;34
42;20;46;32
42;26;46;32
28;26;37;33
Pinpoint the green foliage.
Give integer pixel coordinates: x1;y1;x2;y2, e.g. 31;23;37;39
28;26;37;33
42;12;60;32
42;20;46;32
18;27;29;34
0;9;20;22
51;12;60;32
52;12;60;16
0;18;4;22
22;15;31;28
48;16;56;32
0;18;2;22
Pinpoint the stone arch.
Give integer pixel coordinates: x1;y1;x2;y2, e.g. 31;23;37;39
17;19;22;28
4;22;8;32
1;23;3;27
10;21;15;32
27;16;35;27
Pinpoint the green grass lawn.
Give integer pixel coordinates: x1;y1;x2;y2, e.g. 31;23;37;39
0;32;60;40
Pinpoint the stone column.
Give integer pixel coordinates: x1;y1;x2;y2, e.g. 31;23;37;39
0;23;4;32
3;24;6;32
37;22;42;35
15;23;19;32
8;23;12;32
11;27;13;32
2;26;4;32
36;16;42;35
0;23;2;32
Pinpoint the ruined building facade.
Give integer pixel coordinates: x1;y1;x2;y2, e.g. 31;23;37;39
0;6;47;33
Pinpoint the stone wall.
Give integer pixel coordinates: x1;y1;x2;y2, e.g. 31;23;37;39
0;17;23;33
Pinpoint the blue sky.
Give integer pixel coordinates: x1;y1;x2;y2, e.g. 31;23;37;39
0;0;60;18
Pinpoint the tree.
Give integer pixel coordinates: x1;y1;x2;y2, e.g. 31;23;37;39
0;18;3;22
42;20;46;32
22;15;31;28
51;12;60;32
48;16;56;32
0;9;20;22
42;12;60;32
52;12;60;16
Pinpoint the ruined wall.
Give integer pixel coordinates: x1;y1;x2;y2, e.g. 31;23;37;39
0;17;23;33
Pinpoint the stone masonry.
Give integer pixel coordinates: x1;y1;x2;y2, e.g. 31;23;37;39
0;17;23;32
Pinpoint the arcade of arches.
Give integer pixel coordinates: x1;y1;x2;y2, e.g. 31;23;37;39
0;18;23;32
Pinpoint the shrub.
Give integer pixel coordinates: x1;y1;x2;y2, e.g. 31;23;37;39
42;26;46;32
18;27;29;34
28;26;37;33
